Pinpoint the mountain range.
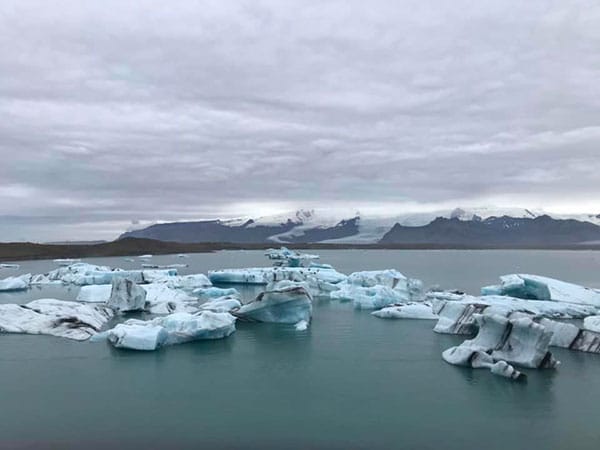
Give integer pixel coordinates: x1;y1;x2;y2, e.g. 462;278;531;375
118;208;600;247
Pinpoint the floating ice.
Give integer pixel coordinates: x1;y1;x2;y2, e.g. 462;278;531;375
0;274;31;292
430;291;597;335
0;263;20;269
233;281;312;324
583;315;600;333
36;263;177;286
77;284;112;303
443;313;559;371
193;286;240;299
442;347;525;380
198;296;242;313
106;278;147;313
372;303;438;320
0;299;113;341
295;319;309;331
331;285;409;310
265;247;320;267
53;258;81;266
208;266;346;285
539;318;600;353
104;311;236;351
482;274;600;307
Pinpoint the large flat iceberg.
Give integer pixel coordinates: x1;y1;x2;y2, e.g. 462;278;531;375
0;299;113;341
208;266;346;285
372;303;438;320
0;274;31;292
103;311;236;351
481;274;600;307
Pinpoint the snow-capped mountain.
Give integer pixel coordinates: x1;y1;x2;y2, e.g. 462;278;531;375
118;207;600;245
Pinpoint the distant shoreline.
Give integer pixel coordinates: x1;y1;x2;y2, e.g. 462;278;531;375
2;237;600;262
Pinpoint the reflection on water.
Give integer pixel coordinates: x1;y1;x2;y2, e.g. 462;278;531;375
1;250;600;449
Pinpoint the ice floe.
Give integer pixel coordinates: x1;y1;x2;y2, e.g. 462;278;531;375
583;315;600;333
233;281;312;324
430;292;597;335
102;311;236;351
106;278;147;313
0;274;31;292
482;274;600;307
443;313;559;373
208;266;347;285
198;297;243;313
193;286;240;299
371;303;438;320
0;299;113;341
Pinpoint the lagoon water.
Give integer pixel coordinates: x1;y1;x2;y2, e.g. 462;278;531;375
2;250;600;449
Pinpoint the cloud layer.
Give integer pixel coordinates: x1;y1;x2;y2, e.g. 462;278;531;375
1;0;600;241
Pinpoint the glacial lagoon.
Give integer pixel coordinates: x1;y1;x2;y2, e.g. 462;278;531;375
2;250;600;449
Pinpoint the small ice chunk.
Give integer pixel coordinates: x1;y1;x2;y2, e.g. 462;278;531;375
199;297;242;313
372;303;438;320
107;324;168;350
193;286;240;299
294;320;309;331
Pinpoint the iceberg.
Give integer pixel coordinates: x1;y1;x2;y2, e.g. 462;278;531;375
233;281;312;324
371;303;438;320
0;263;20;269
442;346;525;380
198;296;243;313
53;258;81;266
0;299;113;341
443;313;559;370
482;274;600;307
0;273;31;292
429;291;597;335
37;263;177;286
295;319;309;331
193;286;240;299
104;311;236;351
583;316;600;333
539;318;600;354
329;270;425;309
208;266;346;285
106;278;147;313
331;285;409;310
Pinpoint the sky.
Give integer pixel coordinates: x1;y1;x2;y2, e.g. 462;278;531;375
1;0;600;242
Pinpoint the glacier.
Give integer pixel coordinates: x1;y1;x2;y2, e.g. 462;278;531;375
0;299;113;341
233;281;312;324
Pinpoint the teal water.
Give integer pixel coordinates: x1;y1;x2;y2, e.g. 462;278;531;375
1;250;600;449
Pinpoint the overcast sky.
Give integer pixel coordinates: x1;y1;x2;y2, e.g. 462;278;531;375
1;0;600;241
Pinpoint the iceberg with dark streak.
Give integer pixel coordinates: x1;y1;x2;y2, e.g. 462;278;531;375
233;281;312;324
208;266;346;285
443;313;558;379
0;299;113;341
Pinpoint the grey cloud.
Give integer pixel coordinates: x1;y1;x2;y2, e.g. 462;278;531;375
1;0;600;241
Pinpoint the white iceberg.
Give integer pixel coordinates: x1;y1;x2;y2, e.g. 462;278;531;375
0;273;31;292
208;266;346;285
106;278;147;313
193;286;240;299
331;285;409;310
53;258;81;266
442;346;525;380
583;315;600;333
0;263;20;269
294;319;309;331
0;299;113;341
372;303;438;320
233;281;312;324
443;313;559;370
76;284;112;303
198;296;243;313
482;274;600;307
104;311;236;351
